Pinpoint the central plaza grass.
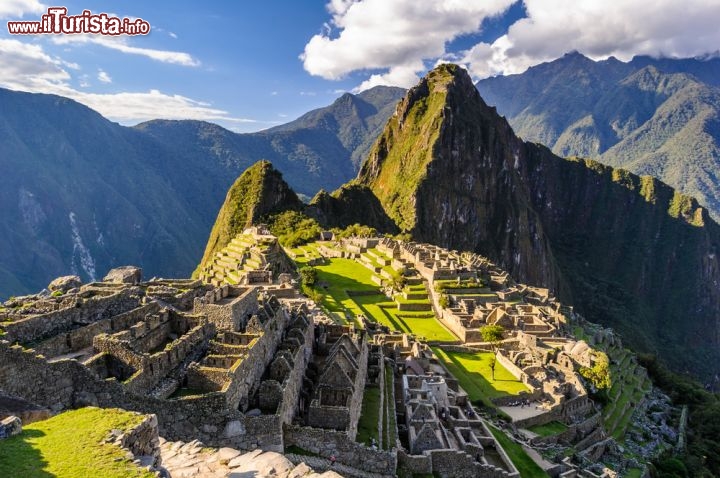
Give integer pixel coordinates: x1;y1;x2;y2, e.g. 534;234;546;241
302;257;456;342
433;348;529;406
0;407;155;478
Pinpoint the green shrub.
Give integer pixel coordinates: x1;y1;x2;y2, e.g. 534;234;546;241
267;210;322;247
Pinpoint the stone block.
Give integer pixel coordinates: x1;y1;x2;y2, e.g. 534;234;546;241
48;275;82;292
104;266;142;284
0;416;22;439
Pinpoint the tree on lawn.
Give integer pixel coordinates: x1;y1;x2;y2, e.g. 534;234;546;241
481;324;505;380
298;266;317;287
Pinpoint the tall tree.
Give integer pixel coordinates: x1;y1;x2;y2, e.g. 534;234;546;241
481;324;505;381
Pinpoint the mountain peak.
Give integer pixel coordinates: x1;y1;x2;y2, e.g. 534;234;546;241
194;160;301;276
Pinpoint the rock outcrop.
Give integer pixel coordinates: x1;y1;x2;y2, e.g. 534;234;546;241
196;160;302;276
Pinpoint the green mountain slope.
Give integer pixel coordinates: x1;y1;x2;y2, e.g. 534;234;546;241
477;53;720;219
195;160;301;275
347;64;720;381
136;86;405;197
0;86;403;297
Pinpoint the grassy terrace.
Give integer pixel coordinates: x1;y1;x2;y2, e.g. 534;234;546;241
527;421;568;437
383;364;397;449
489;425;549;478
353;294;456;342
433;348;529;407
356;387;381;446
0;407;155;478
291;251;456;341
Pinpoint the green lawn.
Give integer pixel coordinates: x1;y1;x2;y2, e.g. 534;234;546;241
299;257;456;341
0;407;155;478
357;387;381;446
488;425;549;478
311;258;379;324
433;348;529;406
354;294;457;342
527;421;568;437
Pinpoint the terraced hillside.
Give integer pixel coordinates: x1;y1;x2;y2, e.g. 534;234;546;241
197;232;292;287
287;240;457;343
574;326;653;440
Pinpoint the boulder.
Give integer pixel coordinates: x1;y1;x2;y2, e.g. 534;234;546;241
104;266;142;284
48;275;82;292
0;416;22;439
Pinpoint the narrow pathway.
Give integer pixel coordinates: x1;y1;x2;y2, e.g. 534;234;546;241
159;438;342;478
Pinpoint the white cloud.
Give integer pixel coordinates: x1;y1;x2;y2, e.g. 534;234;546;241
301;0;516;89
0;38;250;124
462;0;720;79
0;0;45;19
304;0;720;88
97;69;112;84
169;32;178;39
52;35;200;67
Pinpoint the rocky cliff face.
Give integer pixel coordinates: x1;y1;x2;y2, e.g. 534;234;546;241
307;184;398;232
354;64;720;379
358;64;559;289
195;160;301;275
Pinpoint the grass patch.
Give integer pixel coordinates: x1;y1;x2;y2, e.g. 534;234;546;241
383;364;397;449
310;258;380;324
625;468;643;478
354;295;456;342
357;387;381;446
0;407;155;478
285;445;320;457
433;348;528;406
488;425;549;478
527;421;568;437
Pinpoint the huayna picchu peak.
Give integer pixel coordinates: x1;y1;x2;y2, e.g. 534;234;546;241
316;63;720;383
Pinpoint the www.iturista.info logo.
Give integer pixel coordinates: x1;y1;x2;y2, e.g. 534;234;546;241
7;7;150;35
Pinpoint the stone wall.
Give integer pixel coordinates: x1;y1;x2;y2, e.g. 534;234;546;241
223;307;289;411
0;340;286;450
193;286;258;332
529;412;602;447
3;289;141;344
284;425;397;475
397;448;518;478
115;412;162;468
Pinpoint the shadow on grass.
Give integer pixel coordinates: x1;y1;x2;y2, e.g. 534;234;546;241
0;429;54;478
441;351;525;402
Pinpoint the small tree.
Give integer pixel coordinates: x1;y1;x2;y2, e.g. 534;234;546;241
579;351;612;391
298;266;318;287
480;324;505;380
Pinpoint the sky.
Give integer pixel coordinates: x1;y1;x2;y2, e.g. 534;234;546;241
1;0;719;132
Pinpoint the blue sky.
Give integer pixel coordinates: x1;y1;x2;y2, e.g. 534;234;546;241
1;0;718;132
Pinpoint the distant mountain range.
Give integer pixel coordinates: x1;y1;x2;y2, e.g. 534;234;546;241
477;52;720;219
0;86;403;296
4;52;720;301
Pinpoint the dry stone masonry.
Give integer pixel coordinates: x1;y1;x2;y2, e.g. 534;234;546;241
0;229;661;477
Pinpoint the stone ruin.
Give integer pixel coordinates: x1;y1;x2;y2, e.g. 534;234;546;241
374;332;520;477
